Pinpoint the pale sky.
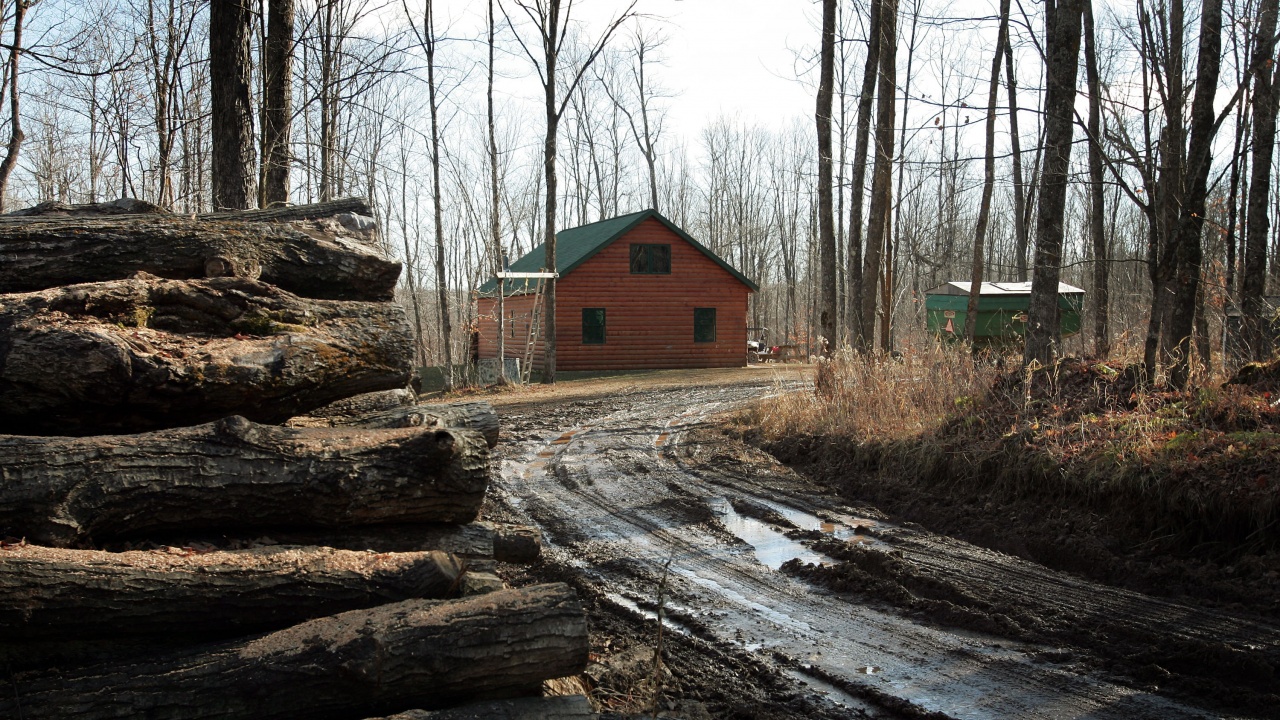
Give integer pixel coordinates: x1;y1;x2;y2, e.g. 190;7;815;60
635;0;820;137
431;0;824;141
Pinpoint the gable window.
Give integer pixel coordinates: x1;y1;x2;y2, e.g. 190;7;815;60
582;308;606;344
630;243;671;274
694;308;716;343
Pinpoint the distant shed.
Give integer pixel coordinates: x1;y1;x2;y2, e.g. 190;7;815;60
475;210;757;372
925;281;1085;347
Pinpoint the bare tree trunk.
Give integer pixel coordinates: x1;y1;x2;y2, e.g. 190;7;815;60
145;0;180;209
1225;110;1246;298
890;0;921;350
847;0;883;345
318;0;337;202
422;0;453;389
1025;0;1083;368
817;0;837;354
0;0;27;212
501;0;636;384
859;0;897;348
210;0;257;210
542;33;560;384
1165;0;1223;389
1083;0;1109;358
261;0;294;207
1243;0;1280;361
1006;29;1030;281
966;0;1011;346
489;0;506;382
1139;0;1174;380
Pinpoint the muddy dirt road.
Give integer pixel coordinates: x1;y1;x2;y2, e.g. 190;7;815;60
485;372;1277;719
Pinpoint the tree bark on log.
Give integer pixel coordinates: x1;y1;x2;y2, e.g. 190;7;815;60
198;197;372;223
367;695;595;720
0;202;398;300
0;417;489;546
307;388;418;420
259;522;541;564
341;402;500;449
6;197;374;227
0;544;469;641
0;275;413;434
0;583;589;720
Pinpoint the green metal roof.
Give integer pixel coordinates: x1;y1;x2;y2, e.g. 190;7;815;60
478;209;758;295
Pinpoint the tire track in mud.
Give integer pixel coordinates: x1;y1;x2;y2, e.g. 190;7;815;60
493;383;1225;719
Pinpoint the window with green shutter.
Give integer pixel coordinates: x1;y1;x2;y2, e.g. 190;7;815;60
582;308;606;344
694;308;716;343
629;244;671;274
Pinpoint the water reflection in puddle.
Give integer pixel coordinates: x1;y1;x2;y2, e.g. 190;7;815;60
764;501;878;542
708;497;827;570
603;592;696;635
784;668;879;714
536;427;589;458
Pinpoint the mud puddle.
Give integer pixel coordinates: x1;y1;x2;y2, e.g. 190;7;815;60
709;496;828;569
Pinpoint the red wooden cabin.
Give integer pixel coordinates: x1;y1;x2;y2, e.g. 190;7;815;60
475;210;757;372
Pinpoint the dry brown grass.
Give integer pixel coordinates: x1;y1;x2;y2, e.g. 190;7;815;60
741;345;1280;554
743;345;1009;443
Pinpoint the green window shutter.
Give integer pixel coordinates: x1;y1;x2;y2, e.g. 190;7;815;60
694;307;716;342
582;308;606;344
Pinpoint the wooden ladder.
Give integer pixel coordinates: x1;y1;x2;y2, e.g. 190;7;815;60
521;279;546;384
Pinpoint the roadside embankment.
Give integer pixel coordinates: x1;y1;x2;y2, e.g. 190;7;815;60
739;349;1280;613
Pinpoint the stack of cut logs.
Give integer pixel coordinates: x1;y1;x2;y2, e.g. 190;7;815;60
0;199;591;720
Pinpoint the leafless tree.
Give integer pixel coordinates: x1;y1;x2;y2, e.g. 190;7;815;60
1025;0;1083;368
210;0;255;209
859;0;896;350
0;0;30;211
817;0;837;354
260;0;294;207
500;0;636;384
1242;0;1279;359
965;0;1012;346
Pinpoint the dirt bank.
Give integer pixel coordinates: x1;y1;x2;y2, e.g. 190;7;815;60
740;358;1280;717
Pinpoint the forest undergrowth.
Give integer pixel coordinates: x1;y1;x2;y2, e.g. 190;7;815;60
740;344;1280;607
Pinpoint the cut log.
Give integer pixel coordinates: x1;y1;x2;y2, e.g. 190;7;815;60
292;400;499;449
3;198;169;216
0;544;469;641
0;275;413;434
0;198;398;299
198;196;374;223
0;418;489;546
309;388;418;420
0;583;589;720
258;522;542;564
367;695;596;720
341;401;501;448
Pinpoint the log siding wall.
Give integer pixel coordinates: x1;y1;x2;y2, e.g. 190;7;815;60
475;218;751;371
